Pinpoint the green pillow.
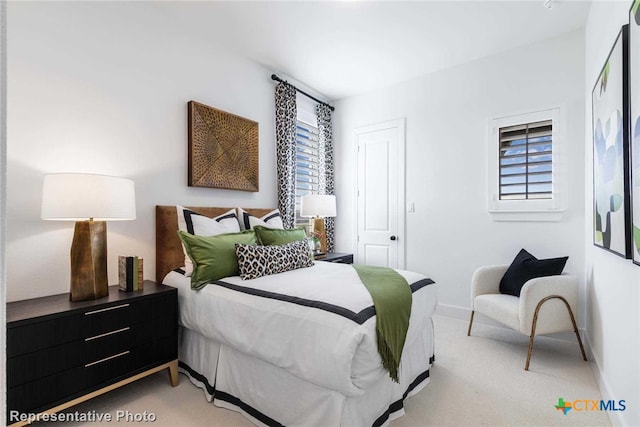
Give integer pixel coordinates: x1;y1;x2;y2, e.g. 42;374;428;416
177;230;256;290
254;226;307;245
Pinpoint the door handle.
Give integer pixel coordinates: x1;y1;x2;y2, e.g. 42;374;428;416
390;235;397;241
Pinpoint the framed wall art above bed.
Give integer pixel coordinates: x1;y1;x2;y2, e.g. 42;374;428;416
592;25;632;259
187;101;259;192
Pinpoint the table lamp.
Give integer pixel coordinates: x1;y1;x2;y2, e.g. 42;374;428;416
300;194;336;254
41;173;136;301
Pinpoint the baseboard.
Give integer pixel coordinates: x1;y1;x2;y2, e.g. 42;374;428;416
435;303;589;345
584;334;626;427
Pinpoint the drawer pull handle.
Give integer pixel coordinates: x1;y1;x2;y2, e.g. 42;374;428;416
85;327;130;342
85;303;130;316
85;351;130;367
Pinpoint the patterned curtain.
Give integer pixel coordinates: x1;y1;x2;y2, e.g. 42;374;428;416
274;82;298;229
316;104;335;252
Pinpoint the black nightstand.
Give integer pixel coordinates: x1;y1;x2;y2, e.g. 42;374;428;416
6;282;178;426
317;252;354;264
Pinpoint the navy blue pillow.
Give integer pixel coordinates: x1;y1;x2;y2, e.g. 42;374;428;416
499;249;568;297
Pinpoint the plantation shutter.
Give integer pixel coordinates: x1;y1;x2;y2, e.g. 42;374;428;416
499;119;553;200
295;120;320;225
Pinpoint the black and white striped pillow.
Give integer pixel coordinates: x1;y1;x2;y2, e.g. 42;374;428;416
237;208;284;231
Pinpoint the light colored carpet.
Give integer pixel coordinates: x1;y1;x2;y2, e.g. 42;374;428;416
395;315;609;427
37;315;610;426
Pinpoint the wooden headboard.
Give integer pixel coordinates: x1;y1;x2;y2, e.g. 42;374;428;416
155;205;276;282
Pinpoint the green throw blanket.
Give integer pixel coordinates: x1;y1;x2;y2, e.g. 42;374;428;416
352;264;412;383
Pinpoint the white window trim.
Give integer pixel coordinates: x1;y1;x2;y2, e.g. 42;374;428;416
487;107;565;222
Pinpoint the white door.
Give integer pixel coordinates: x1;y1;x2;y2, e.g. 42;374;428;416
356;119;405;268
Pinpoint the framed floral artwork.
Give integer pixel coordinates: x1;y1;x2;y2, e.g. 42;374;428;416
629;2;640;264
592;25;632;258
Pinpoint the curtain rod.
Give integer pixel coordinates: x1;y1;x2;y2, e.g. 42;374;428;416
271;74;335;111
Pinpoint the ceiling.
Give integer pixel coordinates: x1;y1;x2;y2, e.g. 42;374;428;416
161;1;591;101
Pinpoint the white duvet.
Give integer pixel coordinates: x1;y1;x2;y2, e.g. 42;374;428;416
163;261;437;397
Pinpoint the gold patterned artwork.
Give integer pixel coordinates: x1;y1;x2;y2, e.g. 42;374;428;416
188;101;259;191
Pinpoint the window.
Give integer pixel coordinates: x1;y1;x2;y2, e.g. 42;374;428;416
499;120;553;200
295;119;319;225
488;108;563;221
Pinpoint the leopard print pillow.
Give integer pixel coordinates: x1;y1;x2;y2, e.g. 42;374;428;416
235;239;314;280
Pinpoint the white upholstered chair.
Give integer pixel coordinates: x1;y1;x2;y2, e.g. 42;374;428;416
467;265;587;370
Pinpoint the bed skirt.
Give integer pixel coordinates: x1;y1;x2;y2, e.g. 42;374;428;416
177;320;435;427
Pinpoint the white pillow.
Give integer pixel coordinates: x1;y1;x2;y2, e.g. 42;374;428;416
237;208;284;231
176;206;240;276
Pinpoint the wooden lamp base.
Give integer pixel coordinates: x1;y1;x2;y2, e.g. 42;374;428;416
70;220;109;301
312;217;327;254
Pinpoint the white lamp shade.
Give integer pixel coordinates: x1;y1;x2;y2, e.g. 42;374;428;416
300;194;336;217
41;173;136;221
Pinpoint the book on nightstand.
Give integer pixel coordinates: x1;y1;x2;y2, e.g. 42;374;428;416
138;258;144;290
119;256;143;291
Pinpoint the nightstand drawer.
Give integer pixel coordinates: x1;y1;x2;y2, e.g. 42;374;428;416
149;291;177;322
136;334;178;368
8;348;135;414
8;338;177;414
7;298;176;389
8;324;139;388
7;300;144;358
83;346;136;387
83;301;142;336
7;313;85;358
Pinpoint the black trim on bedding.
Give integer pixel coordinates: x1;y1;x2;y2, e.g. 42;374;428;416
215;390;284;427
372;367;432;427
179;361;215;396
411;278;436;292
213;280;367;323
184;208;237;234
405;369;431;398
241;210;280;230
174;268;186;275
263;211;281;222
217;213;238;221
182;357;433;427
180;361;283;426
183;208;199;234
241;212;251;230
212;277;435;325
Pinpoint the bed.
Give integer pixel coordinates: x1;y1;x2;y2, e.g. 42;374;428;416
156;206;437;426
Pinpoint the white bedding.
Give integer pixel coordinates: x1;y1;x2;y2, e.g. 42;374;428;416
163;261;437;396
177;322;435;426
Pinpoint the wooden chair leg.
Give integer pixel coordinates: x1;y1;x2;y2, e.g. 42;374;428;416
467;310;475;336
567;305;588;362
525;333;536;371
525;295;587;371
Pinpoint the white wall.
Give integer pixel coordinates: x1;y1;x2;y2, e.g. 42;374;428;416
334;30;586;324
6;2;279;301
585;2;640;426
1;0;7;422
